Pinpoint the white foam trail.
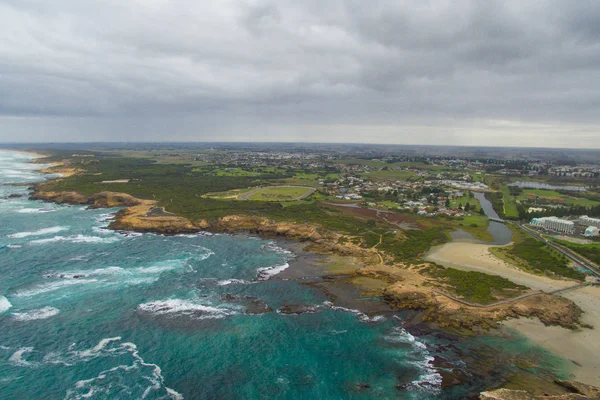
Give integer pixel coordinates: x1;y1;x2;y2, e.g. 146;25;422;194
29;235;120;245
14;279;99;297
6;244;22;249
8;226;69;238
137;299;235;320
66;338;183;400
0;295;12;313
8;347;36;367
262;241;294;256
256;263;290;280
16;208;57;214
76;337;122;359
322;301;386;323
384;326;442;394
216;279;251;286
12;307;60;321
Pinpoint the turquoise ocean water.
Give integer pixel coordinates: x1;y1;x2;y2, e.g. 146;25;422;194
0;151;567;399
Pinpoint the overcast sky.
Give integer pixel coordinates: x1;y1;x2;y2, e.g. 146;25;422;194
1;0;600;147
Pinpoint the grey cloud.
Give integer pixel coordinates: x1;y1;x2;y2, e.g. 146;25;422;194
0;0;599;146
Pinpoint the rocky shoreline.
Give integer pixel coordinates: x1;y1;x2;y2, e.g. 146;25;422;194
28;187;588;331
28;181;600;398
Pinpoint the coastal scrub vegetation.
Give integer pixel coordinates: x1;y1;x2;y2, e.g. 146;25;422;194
553;240;600;266
425;264;528;304
492;237;585;281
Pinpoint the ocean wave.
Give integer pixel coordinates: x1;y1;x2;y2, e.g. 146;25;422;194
13;278;99;297
0;295;12;313
8;347;37;367
29;235;120;245
256;263;290;280
385;327;442;394
91;226;113;235
12;307;60;321
6;337;181;399
322;301;386;323
216;279;252;286
66;339;183;400
262;241;294;256
137;299;236;320
8;226;70;239
16;208;57;214
6;244;22;249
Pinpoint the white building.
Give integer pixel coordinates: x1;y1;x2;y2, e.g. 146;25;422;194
530;216;575;234
580;216;600;228
584;226;600;237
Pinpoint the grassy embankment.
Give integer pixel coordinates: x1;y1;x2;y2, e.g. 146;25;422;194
490;225;585;281
425;264;528;304
552;239;600;267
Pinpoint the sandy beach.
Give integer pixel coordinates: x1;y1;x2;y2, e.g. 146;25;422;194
504;285;600;386
427;241;600;386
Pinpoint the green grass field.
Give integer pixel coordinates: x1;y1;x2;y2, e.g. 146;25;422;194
247;186;314;201
517;189;600;207
500;185;520;218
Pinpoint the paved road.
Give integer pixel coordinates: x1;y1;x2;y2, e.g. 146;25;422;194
518;223;600;278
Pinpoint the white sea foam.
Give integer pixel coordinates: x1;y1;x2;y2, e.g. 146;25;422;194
137;299;235;320
12;306;60;321
385;326;442;394
0;295;12;313
262;241;294;256
29;235;120;245
216;279;251;286
322;301;386;323
14;279;99;297
91;226;112;235
6;244;22;248
256;262;290;280
66;338;183;400
8;226;69;239
8;347;36;367
16;208;57;214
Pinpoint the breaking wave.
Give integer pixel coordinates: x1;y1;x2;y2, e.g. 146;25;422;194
0;295;12;313
29;235;121;245
137;299;236;320
13;279;100;297
384;327;442;394
15;208;57;214
256;263;290;280
12;307;60;321
8;226;69;239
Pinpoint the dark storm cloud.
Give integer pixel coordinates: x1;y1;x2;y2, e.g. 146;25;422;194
1;0;599;146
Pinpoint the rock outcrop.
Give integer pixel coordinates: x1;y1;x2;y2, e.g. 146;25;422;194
480;379;600;399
